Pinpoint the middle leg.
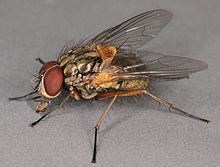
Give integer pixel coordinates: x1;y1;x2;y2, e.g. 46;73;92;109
92;95;118;163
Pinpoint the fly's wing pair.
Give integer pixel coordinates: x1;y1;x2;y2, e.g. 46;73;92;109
112;50;208;81
89;9;173;49
88;9;207;81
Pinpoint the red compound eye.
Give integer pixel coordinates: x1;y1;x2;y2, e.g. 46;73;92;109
40;61;58;73
40;61;63;98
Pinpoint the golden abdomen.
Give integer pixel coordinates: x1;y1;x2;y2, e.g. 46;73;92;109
119;79;149;90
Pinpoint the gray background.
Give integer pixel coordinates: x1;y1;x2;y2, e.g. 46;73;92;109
0;0;220;167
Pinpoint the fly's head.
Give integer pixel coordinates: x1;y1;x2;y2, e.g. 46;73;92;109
35;61;64;112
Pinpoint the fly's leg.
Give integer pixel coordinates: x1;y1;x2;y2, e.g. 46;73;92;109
98;90;210;123
144;90;210;123
97;89;147;100
92;89;148;163
91;95;118;163
29;93;71;127
9;90;38;101
69;86;80;101
92;89;209;163
35;58;45;64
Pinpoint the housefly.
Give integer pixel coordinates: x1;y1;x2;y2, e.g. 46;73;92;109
9;9;210;163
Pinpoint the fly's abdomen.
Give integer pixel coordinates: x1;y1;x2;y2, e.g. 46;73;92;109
119;79;149;90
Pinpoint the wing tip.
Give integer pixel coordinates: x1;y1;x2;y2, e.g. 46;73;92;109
199;60;208;71
155;9;173;19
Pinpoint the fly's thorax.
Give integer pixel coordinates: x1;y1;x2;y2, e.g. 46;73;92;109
64;69;100;99
58;47;101;84
59;54;76;67
63;59;96;76
58;45;99;67
58;49;103;99
63;59;101;82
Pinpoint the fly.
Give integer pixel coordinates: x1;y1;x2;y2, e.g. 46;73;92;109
9;9;210;163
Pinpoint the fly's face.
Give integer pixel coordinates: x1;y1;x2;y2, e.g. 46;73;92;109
36;61;64;112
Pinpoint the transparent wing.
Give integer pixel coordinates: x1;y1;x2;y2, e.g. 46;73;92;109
89;9;172;49
112;50;208;81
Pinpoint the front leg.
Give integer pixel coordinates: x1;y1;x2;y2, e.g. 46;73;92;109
9;90;38;101
29;93;71;127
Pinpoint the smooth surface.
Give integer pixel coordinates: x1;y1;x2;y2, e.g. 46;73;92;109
1;0;220;167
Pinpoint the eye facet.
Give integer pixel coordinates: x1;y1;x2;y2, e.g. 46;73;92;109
39;61;63;98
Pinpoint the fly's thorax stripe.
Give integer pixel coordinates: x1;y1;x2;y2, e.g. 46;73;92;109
63;63;78;76
84;51;99;57
76;60;94;74
59;54;76;67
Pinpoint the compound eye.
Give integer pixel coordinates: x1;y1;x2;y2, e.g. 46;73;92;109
42;65;63;98
38;61;63;98
40;61;58;74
